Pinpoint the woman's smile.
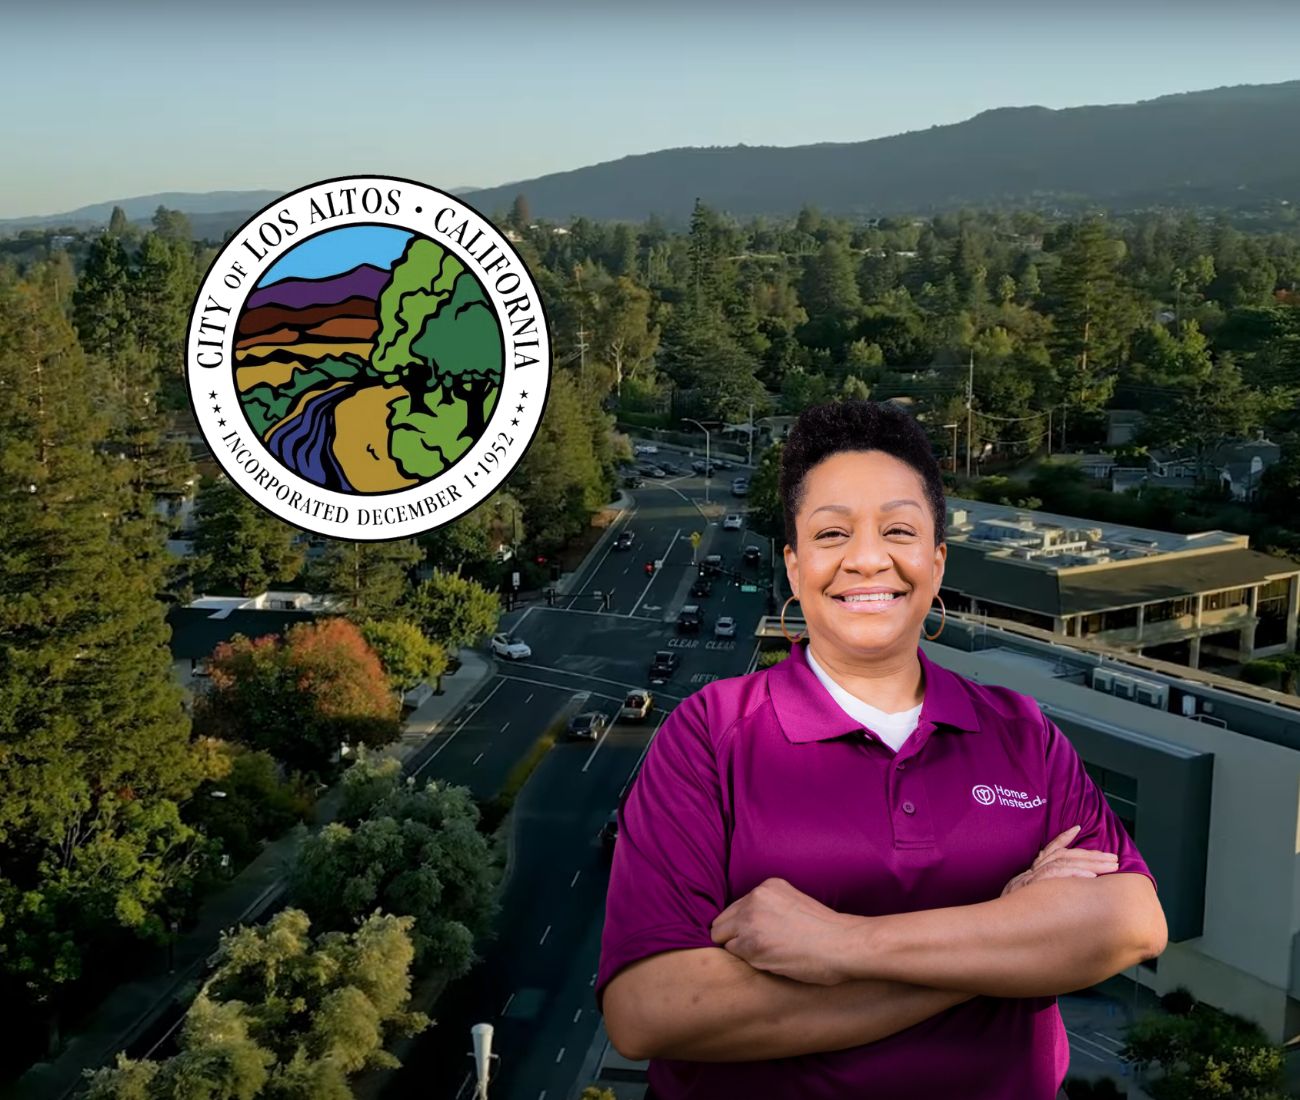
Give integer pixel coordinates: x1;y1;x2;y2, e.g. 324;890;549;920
830;589;909;615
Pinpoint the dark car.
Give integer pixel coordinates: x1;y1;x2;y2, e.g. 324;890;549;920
743;544;762;567
600;810;619;858
641;465;666;478
567;711;608;740
713;458;733;471
658;461;683;476
676;605;703;634
699;554;723;577
649;650;680;682
621;475;645;489
689;575;713;598
613;530;635;551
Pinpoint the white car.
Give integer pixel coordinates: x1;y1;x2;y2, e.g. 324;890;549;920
633;443;659;455
723;514;744;531
490;632;531;660
714;616;737;639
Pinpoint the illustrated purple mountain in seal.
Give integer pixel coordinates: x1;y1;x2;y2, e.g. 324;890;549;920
246;263;393;311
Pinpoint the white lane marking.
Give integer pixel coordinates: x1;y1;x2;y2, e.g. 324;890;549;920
581;714;616;773
1066;1028;1119;1062
501;992;515;1015
455;1070;473;1099
512;605;536;632
538;1092;547;1100
620;712;668;798
629;527;681;617
589;971;596;986
554;1048;565;1064
472;752;484;766
567;508;637;607
539;924;551;945
412;679;505;777
504;665;684;704
570;870;580;887
572;1009;582;1023
524;693;534;704
501;721;510;732
1089;1031;1126;1050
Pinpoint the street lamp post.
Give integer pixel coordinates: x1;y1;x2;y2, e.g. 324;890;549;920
943;423;959;474
683;418;711;506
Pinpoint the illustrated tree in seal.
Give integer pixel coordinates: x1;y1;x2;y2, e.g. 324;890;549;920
371;238;503;479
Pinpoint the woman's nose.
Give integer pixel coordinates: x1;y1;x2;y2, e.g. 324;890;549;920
838;529;895;573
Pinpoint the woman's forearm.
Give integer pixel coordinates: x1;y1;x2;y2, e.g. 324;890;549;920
603;946;972;1062
840;874;1166;998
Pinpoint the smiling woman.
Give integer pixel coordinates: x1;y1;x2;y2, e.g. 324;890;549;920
597;399;1167;1100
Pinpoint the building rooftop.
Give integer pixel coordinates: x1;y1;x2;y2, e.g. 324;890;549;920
943;497;1299;616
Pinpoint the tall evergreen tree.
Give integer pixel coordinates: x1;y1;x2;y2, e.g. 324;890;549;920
191;476;305;597
309;539;422;620
72;233;135;363
0;267;202;1033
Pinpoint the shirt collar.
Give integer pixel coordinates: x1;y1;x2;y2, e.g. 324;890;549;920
768;638;982;744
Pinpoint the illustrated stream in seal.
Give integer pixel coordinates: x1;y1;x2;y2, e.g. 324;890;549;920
186;176;551;540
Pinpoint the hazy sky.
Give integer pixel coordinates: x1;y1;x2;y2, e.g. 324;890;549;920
4;0;1299;218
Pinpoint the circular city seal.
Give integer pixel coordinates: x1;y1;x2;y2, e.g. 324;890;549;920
186;175;551;541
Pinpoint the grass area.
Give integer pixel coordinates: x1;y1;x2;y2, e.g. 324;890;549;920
476;716;567;833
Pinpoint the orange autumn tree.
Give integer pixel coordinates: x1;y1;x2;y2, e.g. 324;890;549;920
194;619;401;775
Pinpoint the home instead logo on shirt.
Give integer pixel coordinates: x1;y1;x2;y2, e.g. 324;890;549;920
972;783;1047;809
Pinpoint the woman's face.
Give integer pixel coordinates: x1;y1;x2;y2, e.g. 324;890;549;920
783;449;945;661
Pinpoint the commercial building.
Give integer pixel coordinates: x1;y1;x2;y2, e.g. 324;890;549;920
938;497;1300;670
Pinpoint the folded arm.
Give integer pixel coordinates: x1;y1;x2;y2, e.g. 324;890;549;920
840;873;1167;997
602;945;973;1063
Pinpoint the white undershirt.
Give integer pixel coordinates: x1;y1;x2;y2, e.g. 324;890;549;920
805;646;923;753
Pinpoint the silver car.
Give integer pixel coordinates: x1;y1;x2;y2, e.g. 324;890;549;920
714;616;737;638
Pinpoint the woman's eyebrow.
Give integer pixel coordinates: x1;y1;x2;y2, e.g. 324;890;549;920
809;499;922;517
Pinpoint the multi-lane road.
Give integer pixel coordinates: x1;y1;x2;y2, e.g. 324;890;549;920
383;451;776;1100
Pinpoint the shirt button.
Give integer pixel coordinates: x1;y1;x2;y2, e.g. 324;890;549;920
902;800;916;814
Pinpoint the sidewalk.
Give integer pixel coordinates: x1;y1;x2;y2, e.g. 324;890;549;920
9;649;495;1100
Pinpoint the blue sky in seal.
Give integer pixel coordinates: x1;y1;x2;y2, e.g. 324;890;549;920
261;226;413;285
3;0;1299;218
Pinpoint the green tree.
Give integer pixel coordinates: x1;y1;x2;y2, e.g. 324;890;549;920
129;231;195;379
85;909;429;1099
107;205;131;237
1122;1002;1285;1100
0;268;202;1036
191;476;305;597
509;193;531;231
360;619;448;693
73;233;135;362
1137;357;1283;478
194;618;401;774
291;776;498;970
185;746;313;867
592;277;660;397
403;570;500;652
747;441;785;544
417;490;522;583
308;538;421;619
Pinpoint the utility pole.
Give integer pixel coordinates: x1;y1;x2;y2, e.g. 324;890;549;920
577;326;588;386
747;402;754;467
943;423;959;473
1046;407;1053;457
965;349;974;479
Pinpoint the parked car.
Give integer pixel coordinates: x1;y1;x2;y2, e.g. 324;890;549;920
649;650;680;683
690;459;709;474
723;513;744;531
676;604;703;634
658;461;683;476
567;711;608;740
600;809;619;858
689;575;713;598
620;689;654;721
743;544;762;567
700;553;723;577
731;478;749;497
613;530;635;550
641;465;666;478
490;633;531;660
622;475;645;489
713;458;733;471
714;616;737;639
634;443;659;455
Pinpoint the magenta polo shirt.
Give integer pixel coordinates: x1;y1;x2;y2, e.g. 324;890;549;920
597;639;1155;1100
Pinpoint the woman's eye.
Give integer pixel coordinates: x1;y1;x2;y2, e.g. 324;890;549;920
815;530;845;540
886;527;915;537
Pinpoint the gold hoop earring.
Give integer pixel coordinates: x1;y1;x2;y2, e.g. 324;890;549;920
780;596;804;644
923;595;946;641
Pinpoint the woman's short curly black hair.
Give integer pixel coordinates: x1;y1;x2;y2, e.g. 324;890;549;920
778;399;946;549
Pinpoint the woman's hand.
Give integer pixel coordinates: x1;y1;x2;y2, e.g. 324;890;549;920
1001;824;1118;897
710;877;863;985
